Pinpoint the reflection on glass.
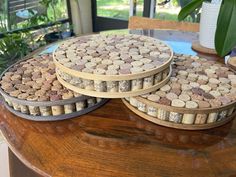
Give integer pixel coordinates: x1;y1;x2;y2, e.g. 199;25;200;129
155;0;199;22
97;0;144;20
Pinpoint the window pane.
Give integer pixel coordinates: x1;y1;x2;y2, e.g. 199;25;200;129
155;0;199;22
1;0;69;31
135;0;144;17
97;0;130;20
0;0;8;32
97;0;144;20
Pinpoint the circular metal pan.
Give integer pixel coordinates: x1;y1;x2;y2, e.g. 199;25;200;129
3;99;109;121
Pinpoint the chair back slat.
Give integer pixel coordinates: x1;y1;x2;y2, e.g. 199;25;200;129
128;16;199;32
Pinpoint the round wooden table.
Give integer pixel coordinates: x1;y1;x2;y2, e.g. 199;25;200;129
1;29;236;177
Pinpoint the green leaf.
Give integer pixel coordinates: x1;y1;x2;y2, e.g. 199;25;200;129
178;0;204;21
215;0;236;56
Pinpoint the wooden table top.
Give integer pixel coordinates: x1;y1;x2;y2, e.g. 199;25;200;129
1;29;236;177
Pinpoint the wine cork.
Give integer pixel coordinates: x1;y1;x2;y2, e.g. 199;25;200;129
108;64;119;70
130;97;138;107
38;96;52;116
131;78;143;91
154;73;162;84
143;76;154;89
75;101;86;111
187;73;198;82
19;85;31;93
101;59;112;65
82;68;94;90
178;78;189;84
17;93;29;114
119;80;131;92
209;91;221;97
217;96;231;120
160;85;171;92
182;101;198;124
27;95;40;116
94;69;106;92
120;63;132;70
1;82;13;90
166;92;178;100
119;69;131;92
209;78;220;85
179;94;190;102
106;70;118;92
156;91;166;97
9;90;22;111
195;101;210;124
147;94;160;102
72;92;86;111
62;92;75;114
200;85;212;92
147;105;157;117
189;82;200;88
178;70;188;77
157;97;171;120
217;86;230;95
169;99;185;123
198;75;208;85
137;100;146;112
113;60;125;66
50;95;64;116
162;68;170;78
181;84;192;91
130;67;143;91
207;99;221;123
83;79;94;91
87;98;96;107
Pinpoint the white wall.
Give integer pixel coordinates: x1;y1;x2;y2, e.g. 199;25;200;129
0;142;10;177
70;0;93;35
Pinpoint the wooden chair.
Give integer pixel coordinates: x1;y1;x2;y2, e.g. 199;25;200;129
128;16;199;32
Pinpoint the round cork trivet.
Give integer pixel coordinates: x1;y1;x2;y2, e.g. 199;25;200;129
53;34;173;98
0;54;108;121
123;54;236;130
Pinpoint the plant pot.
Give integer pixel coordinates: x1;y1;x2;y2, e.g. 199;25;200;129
199;2;221;49
44;31;73;44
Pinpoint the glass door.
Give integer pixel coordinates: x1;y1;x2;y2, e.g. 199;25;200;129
92;0;147;32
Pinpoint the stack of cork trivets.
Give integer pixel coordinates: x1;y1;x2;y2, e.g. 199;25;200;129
122;54;236;130
1;33;235;129
53;34;173;98
0;54;108;121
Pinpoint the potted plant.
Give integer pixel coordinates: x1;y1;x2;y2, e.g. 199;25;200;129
40;0;73;43
178;0;236;57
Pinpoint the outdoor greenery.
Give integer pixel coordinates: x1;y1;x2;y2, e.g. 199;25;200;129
97;0;181;21
178;0;236;56
0;33;30;72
